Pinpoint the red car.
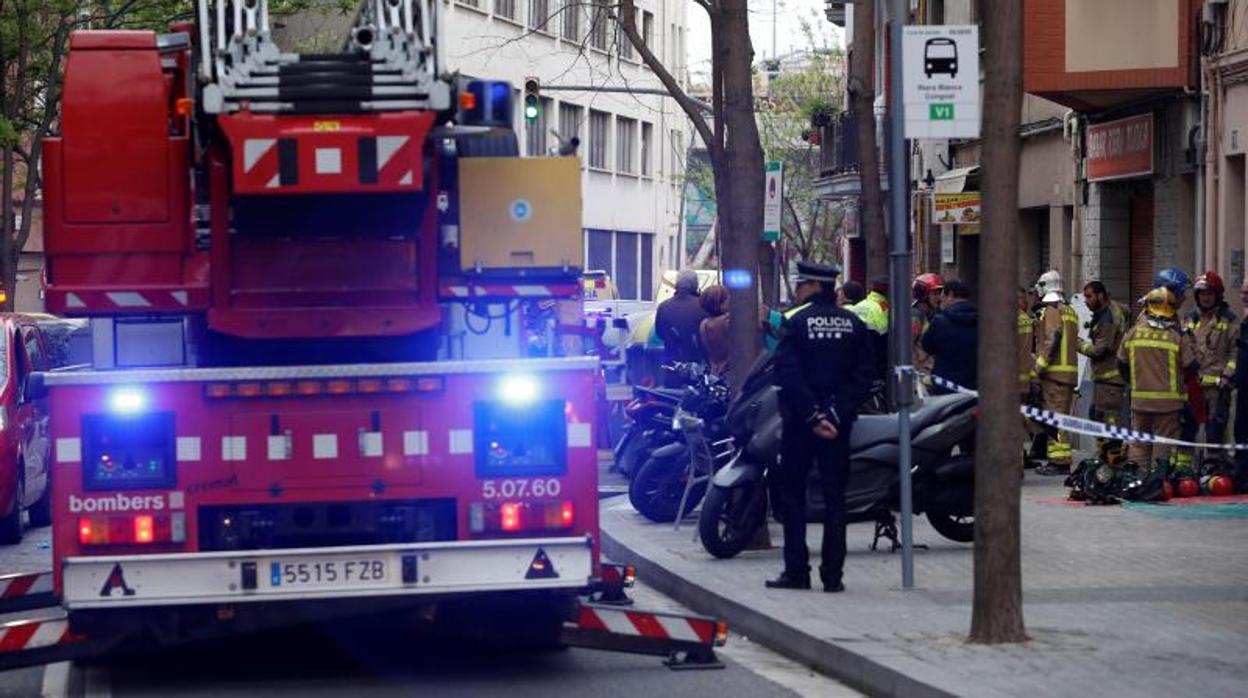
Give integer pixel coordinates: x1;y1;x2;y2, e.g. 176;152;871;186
0;314;54;544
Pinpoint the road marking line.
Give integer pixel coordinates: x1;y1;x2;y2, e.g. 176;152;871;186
39;661;69;698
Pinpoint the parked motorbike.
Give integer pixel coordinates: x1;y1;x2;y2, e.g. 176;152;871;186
697;353;977;559
613;383;684;480
627;365;731;523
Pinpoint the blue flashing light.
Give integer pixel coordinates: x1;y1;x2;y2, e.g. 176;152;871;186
108;387;148;415
724;269;754;290
498;374;541;406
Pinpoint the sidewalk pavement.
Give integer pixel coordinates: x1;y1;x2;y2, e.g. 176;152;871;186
600;472;1248;697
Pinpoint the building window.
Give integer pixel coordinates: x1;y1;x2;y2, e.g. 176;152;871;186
558;101;582;150
560;0;579;41
529;0;549;31
585;230;654;300
588;109;610;169
642;11;654;50
458;0;481;7
495;0;517;22
526;97;551;156
618;13;634;60
616;117;636;174
589;0;609;50
640;122;653;176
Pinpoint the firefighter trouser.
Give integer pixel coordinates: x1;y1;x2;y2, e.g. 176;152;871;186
1040;378;1076;465
1127;410;1181;472
776;419;852;584
1176;387;1231;470
1089;382;1125;461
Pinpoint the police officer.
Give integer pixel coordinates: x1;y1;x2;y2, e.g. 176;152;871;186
767;262;874;592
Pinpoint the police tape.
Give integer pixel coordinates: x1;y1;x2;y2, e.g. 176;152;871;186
923;374;1248;452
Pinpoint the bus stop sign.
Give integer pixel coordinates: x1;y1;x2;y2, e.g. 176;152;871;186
902;26;980;139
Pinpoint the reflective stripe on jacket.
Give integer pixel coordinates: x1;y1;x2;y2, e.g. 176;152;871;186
1035;302;1079;385
1116;321;1196;414
1018;310;1034;385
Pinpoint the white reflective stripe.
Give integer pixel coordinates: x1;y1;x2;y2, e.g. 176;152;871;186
513;285;552;296
376;136;408;169
176;437;201;462
27;620;69;649
314;147;342;174
398;171;413;186
168;491;185;510
267;435;289;461
56;438;81;463
360;432;383;457
655;615;699;642
222;436;247;462
447;287;469;298
171;291;189;305
567;423;592;448
449;429;473;454
313;434;338;459
266;174;281;189
106;292;151;308
66;293;86;309
243;138;276;172
30;573;53;595
593;608;641;636
403;431;429;456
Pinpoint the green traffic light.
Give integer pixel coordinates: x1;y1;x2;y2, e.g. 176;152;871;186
524;100;540;122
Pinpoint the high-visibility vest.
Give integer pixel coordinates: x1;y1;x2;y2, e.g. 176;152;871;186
1035;303;1079;385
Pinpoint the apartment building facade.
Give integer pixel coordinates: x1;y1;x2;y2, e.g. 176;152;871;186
443;0;692;301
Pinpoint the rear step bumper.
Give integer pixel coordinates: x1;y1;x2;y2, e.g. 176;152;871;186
64;536;593;610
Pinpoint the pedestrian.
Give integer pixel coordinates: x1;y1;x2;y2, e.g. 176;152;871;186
1176;271;1239;471
768;261;874;593
1079;280;1128;462
1032;270;1080;475
698;284;732;376
911;273;944;375
1117;287;1197;473
849;275;890;381
654;269;708;367
921;280;978;392
837;280;866;308
1232;280;1248;491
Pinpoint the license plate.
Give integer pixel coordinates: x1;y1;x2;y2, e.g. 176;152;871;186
268;558;389;589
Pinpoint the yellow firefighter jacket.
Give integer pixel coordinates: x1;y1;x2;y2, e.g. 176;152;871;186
1018;309;1034;388
1117;318;1197;414
1035;302;1079;386
1079;302;1126;386
1184;304;1240;387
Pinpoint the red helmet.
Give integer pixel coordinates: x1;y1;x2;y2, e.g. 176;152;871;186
1176;478;1201;498
1194;271;1225;296
912;273;944;303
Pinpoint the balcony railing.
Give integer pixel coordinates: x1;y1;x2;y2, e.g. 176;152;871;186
819;111;859;177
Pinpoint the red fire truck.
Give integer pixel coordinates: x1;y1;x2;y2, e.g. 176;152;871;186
0;0;722;670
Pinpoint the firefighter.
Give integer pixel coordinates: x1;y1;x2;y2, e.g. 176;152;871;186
912;273;944;375
1032;270;1080;475
1080;281;1128;461
1177;271;1239;470
768;261;874;592
1018;287;1035;397
1117;287;1197;472
849;276;890;381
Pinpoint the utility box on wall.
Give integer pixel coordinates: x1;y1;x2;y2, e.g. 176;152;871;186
457;157;583;270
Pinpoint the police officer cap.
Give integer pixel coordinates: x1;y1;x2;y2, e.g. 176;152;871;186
796;261;841;283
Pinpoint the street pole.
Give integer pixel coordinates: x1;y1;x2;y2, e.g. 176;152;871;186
885;0;915;589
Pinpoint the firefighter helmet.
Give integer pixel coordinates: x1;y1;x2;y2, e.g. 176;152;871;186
1194;270;1225;297
1153;267;1190;300
912;273;944;303
1035;270;1064;303
1143;287;1177;319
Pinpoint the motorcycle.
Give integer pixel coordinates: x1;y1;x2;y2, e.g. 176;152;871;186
613;383;684;480
697;353;978;559
627;365;732;522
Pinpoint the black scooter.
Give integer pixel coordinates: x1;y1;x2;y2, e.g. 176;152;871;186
697;353;978;559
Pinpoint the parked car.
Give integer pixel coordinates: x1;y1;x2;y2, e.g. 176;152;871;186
0;314;56;543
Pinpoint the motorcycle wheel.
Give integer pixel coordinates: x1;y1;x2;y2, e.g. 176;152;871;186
628;452;704;523
925;511;974;543
698;482;767;559
614;432;653;480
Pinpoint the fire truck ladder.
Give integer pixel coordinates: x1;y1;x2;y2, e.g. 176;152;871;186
197;0;450;114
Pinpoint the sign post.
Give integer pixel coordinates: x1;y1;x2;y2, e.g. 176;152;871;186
902;26;981;140
763;161;783;242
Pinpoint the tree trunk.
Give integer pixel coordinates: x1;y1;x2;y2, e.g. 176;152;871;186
851;0;887;281
970;0;1027;645
717;0;765;389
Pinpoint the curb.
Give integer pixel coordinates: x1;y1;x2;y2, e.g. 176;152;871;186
601;526;958;698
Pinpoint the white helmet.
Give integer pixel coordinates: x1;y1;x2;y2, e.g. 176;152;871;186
1035;270;1063;303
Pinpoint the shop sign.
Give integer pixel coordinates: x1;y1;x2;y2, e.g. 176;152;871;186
1086;114;1153;182
932;192;982;226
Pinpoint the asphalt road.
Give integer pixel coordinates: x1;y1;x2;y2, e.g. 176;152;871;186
0;519;857;698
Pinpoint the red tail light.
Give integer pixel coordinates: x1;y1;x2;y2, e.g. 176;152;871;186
500;503;522;532
79;513;186;546
469;500;576;535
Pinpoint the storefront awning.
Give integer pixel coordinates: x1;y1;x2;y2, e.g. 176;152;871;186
934;165;980;194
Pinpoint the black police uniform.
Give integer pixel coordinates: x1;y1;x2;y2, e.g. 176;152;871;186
770;263;875;591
